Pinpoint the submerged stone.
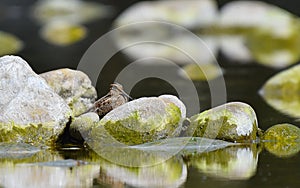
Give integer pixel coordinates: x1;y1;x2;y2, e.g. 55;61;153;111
188;102;258;142
0;56;71;146
88;95;185;145
40;68;97;116
260;64;300;118
263;123;300;157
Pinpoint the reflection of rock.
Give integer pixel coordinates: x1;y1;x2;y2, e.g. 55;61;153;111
0;31;23;56
98;157;187;188
0;56;71;146
188;102;258;142
189;145;259;180
40;68;97;116
0;159;99;188
263;123;300;157
89;95;185;145
260;65;300;118
0;143;41;159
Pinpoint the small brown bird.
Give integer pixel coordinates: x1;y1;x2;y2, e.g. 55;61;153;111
90;83;132;117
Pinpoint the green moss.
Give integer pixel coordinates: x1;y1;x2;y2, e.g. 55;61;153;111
97;103;182;145
0;122;63;147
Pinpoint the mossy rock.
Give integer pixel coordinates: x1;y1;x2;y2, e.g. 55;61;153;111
263;123;300;157
188;102;258;142
88;96;185;146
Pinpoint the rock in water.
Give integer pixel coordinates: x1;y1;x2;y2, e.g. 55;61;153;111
0;55;71;146
263;123;300;157
188;102;258;142
88;95;185;145
40;68;97;116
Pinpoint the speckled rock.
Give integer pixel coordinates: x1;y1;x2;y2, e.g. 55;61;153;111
0;55;72;146
188;102;258;142
40;68;97;116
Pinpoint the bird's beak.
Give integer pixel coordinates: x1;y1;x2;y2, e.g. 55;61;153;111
121;90;133;100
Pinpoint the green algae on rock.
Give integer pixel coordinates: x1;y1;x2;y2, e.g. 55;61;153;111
260;64;300;118
40;68;97;116
0;56;72;146
0;31;23;56
89;95;185;146
188;102;258;142
263;123;300;157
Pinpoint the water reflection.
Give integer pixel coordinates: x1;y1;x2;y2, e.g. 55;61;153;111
0;140;299;187
187;145;260;180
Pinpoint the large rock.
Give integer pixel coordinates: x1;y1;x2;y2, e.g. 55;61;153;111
188;102;258;142
87;95;186;145
0;55;71;146
40;68;97;116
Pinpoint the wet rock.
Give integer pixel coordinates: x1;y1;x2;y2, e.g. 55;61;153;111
40;68;97;116
88;95;185;145
260;64;300;118
69;112;99;143
263;123;300;157
188;102;258;142
0;55;71;146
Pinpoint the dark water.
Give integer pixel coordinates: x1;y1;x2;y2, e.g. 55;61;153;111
0;0;300;187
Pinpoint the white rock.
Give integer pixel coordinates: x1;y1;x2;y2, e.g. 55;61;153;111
0;55;71;144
